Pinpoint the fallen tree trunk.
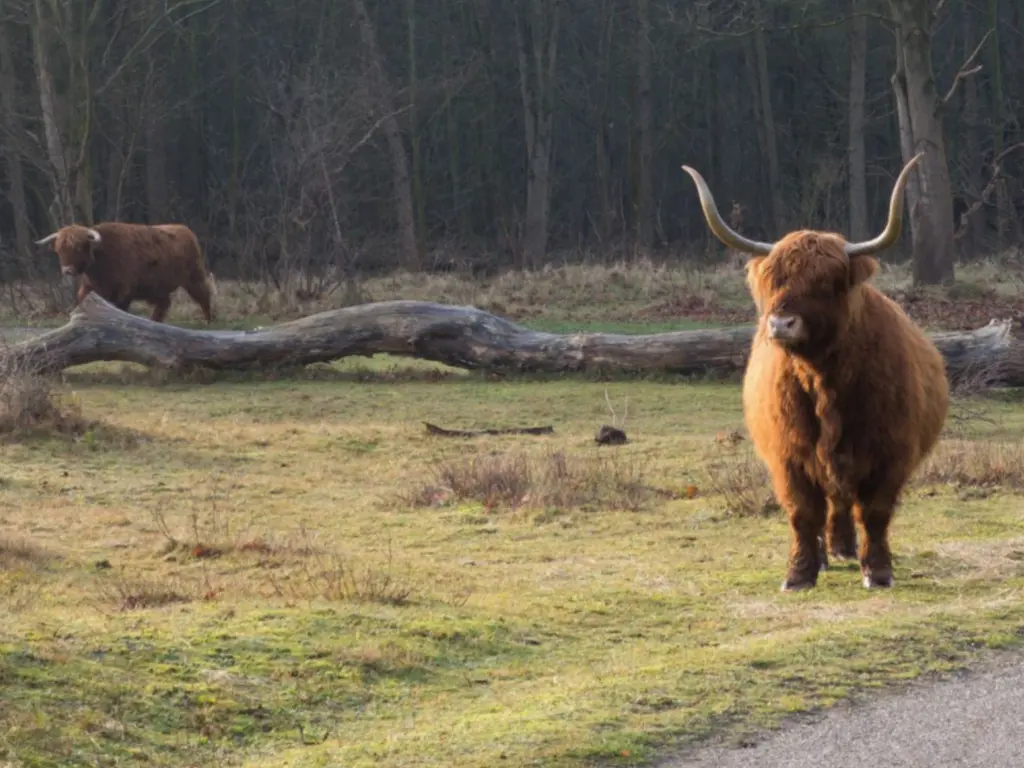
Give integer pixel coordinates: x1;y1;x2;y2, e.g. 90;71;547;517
0;293;1018;387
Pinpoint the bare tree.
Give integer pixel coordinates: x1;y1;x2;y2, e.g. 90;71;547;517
514;0;561;269
352;0;420;272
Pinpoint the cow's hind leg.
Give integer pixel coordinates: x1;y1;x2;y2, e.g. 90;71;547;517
774;464;827;592
826;497;858;560
184;271;215;324
149;295;172;323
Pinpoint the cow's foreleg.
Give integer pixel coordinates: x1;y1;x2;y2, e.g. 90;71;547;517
853;489;899;589
775;465;827;592
150;296;172;323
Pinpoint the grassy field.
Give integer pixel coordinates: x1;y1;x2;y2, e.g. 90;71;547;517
2;353;1024;767
2;259;1024;766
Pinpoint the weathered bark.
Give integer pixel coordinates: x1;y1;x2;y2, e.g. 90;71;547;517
848;14;868;241
352;0;420;271
1;294;1017;389
889;0;956;285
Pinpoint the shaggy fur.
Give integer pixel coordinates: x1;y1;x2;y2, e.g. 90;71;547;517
741;230;948;590
39;222;216;323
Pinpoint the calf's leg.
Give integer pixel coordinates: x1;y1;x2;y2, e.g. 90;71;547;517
773;464;827;592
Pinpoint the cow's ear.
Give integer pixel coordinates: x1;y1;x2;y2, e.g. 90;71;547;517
849;255;878;286
745;256;767;309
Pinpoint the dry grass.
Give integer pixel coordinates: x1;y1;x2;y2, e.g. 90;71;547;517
0;537;55;569
917;439;1024;490
406;448;663;514
13;251;1022;328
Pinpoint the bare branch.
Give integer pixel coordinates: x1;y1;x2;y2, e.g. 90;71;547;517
941;28;993;106
954;142;1024;241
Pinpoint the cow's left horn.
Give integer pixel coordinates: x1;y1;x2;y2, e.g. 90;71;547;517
844;152;924;258
86;228;101;243
34;232;58;245
680;165;775;255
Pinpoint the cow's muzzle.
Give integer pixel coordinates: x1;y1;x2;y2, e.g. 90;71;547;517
766;313;807;344
61;265;78;277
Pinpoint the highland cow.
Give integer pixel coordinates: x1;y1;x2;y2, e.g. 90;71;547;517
35;222;216;324
681;153;949;591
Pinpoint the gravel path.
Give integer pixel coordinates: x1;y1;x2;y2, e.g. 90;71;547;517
663;654;1024;768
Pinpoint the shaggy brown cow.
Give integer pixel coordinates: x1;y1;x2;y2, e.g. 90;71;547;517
681;153;948;591
35;222;216;324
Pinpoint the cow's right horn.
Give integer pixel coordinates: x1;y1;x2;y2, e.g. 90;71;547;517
85;228;101;243
681;165;775;255
844;152;924;258
34;232;58;246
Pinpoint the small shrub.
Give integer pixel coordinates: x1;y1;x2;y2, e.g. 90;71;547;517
704;446;779;517
265;544;415;606
407;448;657;513
0;357;87;437
97;571;193;611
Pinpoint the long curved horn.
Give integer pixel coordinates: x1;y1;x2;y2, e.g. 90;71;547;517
845;152;924;257
85;228;101;243
34;232;59;246
680;165;775;255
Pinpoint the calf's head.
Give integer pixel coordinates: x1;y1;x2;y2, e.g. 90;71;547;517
35;225;102;276
681;154;923;354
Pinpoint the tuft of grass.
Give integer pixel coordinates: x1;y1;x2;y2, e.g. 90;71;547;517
409;448;659;513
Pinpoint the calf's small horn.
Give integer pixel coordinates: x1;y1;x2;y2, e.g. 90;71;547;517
844;152;924;258
34;232;58;246
680;165;776;255
85;228;101;243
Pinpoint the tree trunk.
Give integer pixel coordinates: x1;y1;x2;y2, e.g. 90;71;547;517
633;0;653;255
352;0;420;271
744;0;782;233
30;0;73;226
1;294;1015;390
848;14;869;241
514;0;560;269
0;19;31;264
889;0;956;285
